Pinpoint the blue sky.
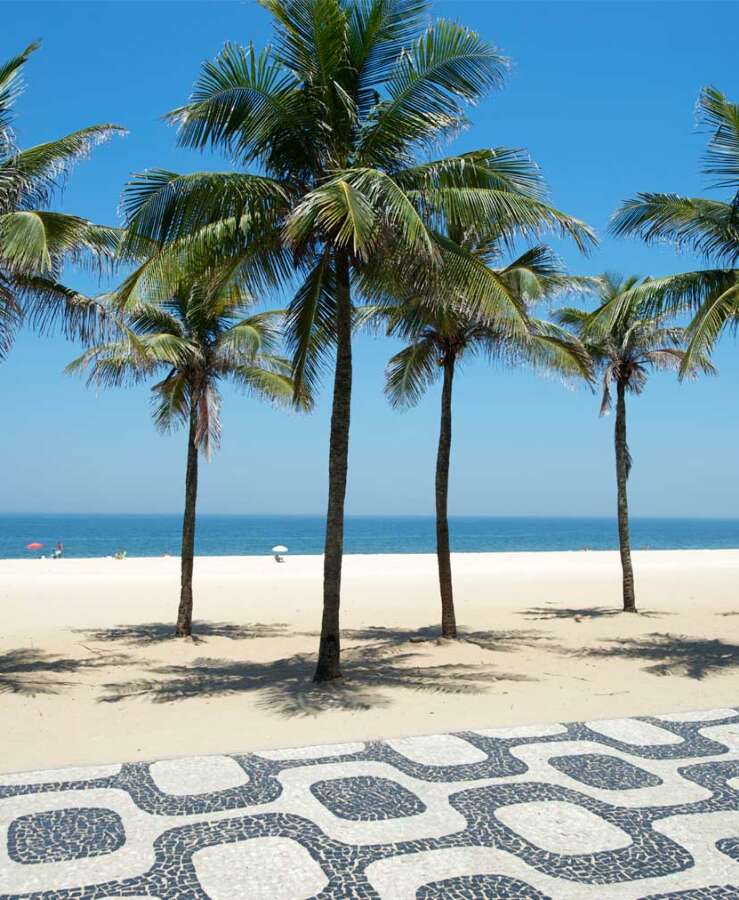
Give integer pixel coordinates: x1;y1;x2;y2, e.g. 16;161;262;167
1;0;737;517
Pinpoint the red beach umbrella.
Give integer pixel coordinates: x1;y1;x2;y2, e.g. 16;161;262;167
26;542;43;550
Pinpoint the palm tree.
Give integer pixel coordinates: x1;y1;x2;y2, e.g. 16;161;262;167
556;275;714;613
382;242;591;637
0;42;123;357
610;87;738;367
118;0;594;680
68;267;305;636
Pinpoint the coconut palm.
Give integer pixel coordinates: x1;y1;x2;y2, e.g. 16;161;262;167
68;266;306;636
118;0;594;680
0;42;123;357
610;87;738;367
382;242;591;637
556;275;714;613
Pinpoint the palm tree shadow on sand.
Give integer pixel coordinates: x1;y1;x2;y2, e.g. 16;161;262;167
75;621;294;647
521;606;674;621
579;634;739;680
97;626;544;716
0;648;129;696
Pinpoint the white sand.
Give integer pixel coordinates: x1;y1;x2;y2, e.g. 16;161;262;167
0;550;737;773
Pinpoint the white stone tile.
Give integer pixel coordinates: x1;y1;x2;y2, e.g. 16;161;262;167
495;801;632;854
586;718;682;746
701;722;739;750
365;846;582;900
0;764;121;787
387;734;486;766
658;708;737;722
475;723;567;739
192;837;328;900
149;755;248;796
254;741;365;760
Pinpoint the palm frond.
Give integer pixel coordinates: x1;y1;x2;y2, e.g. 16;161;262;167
0;273;21;359
151;369;191;433
120;169;288;254
13;275;108;345
384;336;439;407
611;193;738;264
358;18;507;167
258;0;349;87
681;277;739;370
337;167;436;256
230;363;308;408
194;381;223;458
394;148;544;200
215;312;281;364
285;177;378;258
348;0;429;116
284;250;337;396
166;42;306;171
1;125;125;209
0;43;39;149
699;86;739;191
0;211;119;275
521;318;593;382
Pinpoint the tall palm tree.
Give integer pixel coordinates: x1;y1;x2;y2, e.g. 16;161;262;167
0;42;123;356
68;267;305;636
610;87;738;367
382;242;591;637
556;275;714;613
118;0;594;680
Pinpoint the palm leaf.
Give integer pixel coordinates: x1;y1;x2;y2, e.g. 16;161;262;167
167;42;305;170
385;336;439;407
1;125;125;208
120;169;289;254
285;250;337;396
358;19;507;166
611;193;738;264
699;86;739;191
0;43;39;149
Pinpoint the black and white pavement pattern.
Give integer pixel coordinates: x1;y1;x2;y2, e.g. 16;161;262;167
2;708;739;898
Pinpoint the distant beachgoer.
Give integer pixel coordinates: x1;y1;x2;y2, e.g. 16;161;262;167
272;544;288;563
51;542;64;559
113;550;127;560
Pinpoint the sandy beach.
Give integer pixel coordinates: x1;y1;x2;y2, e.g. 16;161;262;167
0;549;737;774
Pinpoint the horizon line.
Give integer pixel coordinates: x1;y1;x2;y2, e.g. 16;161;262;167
2;511;739;522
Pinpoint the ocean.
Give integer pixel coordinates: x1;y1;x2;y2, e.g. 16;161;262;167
1;514;739;559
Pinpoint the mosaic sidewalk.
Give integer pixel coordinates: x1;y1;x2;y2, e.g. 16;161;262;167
2;709;739;898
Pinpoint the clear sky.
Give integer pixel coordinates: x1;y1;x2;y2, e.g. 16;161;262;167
2;0;737;517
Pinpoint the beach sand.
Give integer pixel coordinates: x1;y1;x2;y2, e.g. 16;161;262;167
0;549;737;774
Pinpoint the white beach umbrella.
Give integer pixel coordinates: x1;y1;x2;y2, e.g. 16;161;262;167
272;545;288;554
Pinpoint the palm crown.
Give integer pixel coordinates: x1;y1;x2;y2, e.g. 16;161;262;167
383;243;592;407
557;274;715;423
0;43;124;358
68;269;304;456
610;88;739;368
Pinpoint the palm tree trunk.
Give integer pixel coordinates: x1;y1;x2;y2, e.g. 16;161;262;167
176;400;199;636
615;379;636;612
314;251;352;682
436;354;457;638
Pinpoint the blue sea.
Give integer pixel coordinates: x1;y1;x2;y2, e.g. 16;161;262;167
1;514;739;559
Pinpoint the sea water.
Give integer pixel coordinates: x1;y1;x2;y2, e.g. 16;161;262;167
1;514;739;559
